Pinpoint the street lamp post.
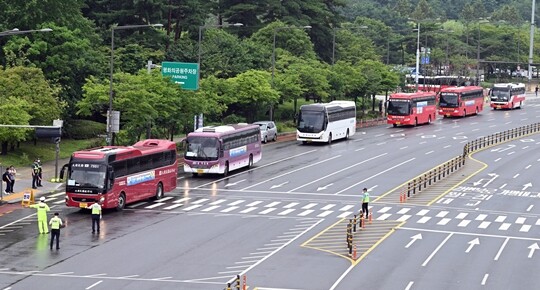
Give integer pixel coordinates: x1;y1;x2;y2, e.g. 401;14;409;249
198;22;244;78
415;23;421;91
528;0;536;84
0;28;52;37
108;24;163;146
331;25;368;66
271;25;312;121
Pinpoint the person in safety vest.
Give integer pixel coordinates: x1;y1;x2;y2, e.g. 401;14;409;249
87;201;102;233
361;187;370;219
30;196;50;234
49;212;63;250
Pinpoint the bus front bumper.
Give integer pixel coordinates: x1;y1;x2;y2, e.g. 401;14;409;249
184;164;220;174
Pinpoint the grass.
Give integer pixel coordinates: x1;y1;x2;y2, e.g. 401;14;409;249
0;138;102;168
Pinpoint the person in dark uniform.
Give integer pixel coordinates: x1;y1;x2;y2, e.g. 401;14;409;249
36;158;43;187
31;160;39;189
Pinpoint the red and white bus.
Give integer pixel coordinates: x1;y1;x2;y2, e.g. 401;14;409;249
183;123;262;176
61;139;178;210
490;83;526;110
405;75;470;92
438;86;485;117
386;92;437;127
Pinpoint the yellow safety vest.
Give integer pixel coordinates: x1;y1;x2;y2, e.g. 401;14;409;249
91;204;101;215
50;216;62;230
363;193;370;203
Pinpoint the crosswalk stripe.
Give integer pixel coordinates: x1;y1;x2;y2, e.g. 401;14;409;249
183;204;202;211
44;198;57;202
397;215;411;222
278;209;295;216
520;225;531;232
259;208;276;214
302;203;317;209
516;217;526;224
436;211;448;218
221;206;239;213
240;207;257;214
145;203;165;209
337;211;353;218
209;199;226;205
456;213;468;219
478;221;491;229
397;208;410;214
202;205;220;212
377;213;392;220
246;201;263;206
377;207;392;213
321;204;336;210
155;196;174;202
437;218;451;225
283;202;299;208
417;209;429;216
536;219;540;226
317;211;333;217
173;197;190;203
228;200;245;206
339;205;354;211
298;210;314;216
265;201;281;208
53;200;64;204
417;216;431;224
495;216;506;222
475;214;487;221
128;202;148;208
499;223;511;230
191;198;209;204
47;192;65;198
458;220;470;227
163;204;184;210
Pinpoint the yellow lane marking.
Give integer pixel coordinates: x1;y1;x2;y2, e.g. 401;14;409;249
352;221;406;266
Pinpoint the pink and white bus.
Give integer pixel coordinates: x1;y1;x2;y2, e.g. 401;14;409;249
61;139;178;210
183;123;262;176
386;92;437;127
438;86;484;117
490;83;526;110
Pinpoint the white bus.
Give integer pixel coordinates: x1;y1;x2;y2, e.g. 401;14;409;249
296;101;356;144
490;83;526;110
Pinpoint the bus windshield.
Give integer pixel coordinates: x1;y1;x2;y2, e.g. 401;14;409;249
439;93;459;107
297;110;325;133
387;100;411;116
68;163;107;189
491;88;510;101
185;136;219;161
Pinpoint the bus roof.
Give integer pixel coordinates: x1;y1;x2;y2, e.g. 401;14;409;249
188;123;259;138
300;100;355;111
389;91;437;99
71;139;176;162
492;83;525;89
439;86;483;93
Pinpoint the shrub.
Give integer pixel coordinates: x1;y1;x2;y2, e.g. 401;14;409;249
222;114;246;124
64;119;106;140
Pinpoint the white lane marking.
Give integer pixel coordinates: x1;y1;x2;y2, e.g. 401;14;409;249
527;205;534;212
191;198;209;204
173;197;190;203
400;146;408;150
456;213;468;219
265;201;281;208
47;192;65;198
228;200;245;206
425;150;434;155
221;206;239;213
298;210;314;216
458;220;471;227
163;203;184;210
377;213;392;221
302;203;317;209
495;216;506;222
378;207;392;213
417;217;431;224
355;147;365;152
155;196;174;202
536;219;540;226
416;209;429;216
405;281;414;290
317;211;333;217
422;233;453;267
516;217;526;224
339;205;354;211
397;208;410;214
240;153;338;191
201;206;220;212
53;200;64;204
144;203;165;209
278;209;295;216
443;145;451;149
436;211;448;218
246;201;263;206
128;202;147;208
475;214;487;221
321;204;336;210
495;158;501;162
481;274;489;286
513;173;519;178
182;204;202;211
337;211;353;218
520;225;531;232
494;238;509;261
525;165;532;169
336;158;415;194
478;222;491;229
209;199;227;205
437;218;451;225
86;281;103;290
397;215;411;222
283;202;299;208
499;223;511;230
259;208;276;215
226;265;250;270
240;207;257;214
288;153;387;192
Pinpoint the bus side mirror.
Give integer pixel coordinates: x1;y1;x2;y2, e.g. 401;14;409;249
59;164;68;180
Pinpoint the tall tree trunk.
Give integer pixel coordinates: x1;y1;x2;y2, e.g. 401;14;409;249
2;141;8;155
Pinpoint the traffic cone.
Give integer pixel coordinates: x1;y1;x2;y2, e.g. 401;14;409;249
353;244;357;260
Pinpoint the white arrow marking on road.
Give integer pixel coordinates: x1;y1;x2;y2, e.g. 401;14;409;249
473;179;484;186
528;243;539;258
523;183;533;191
317;183;334;191
224;179;246;187
466;238;480;253
405;234;422;248
483;174;499;188
495;144;516;153
270;181;289;189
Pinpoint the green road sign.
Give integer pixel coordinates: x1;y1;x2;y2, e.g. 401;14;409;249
161;61;199;90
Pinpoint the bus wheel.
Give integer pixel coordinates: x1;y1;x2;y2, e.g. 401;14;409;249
415;118;418;126
116;193;126;211
345;129;349;140
154;183;164;200
248;155;253;169
192;173;198;177
302;141;308;145
393;124;397;128
223;162;229;177
328;133;332;145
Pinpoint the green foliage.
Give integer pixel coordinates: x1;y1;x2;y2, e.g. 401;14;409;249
63;119;106;140
222;114;247;124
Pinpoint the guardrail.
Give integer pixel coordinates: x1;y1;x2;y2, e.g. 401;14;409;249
463;123;540;156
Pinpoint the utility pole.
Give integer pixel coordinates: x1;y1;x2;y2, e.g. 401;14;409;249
528;0;536;85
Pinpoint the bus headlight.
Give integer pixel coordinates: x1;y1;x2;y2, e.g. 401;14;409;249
99;197;105;203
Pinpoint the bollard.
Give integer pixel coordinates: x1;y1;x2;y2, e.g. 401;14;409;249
235;275;240;290
369;212;372;224
225;282;232;290
353;215;357;232
243;275;247;290
353;244;357;260
360;216;365;229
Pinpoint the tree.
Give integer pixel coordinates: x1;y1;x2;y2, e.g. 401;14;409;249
0;98;32;155
411;0;435;22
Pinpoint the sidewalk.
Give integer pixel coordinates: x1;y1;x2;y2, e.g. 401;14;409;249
1;158;69;204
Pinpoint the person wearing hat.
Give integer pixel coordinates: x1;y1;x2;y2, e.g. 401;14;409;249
31;160;40;189
36;158;43;187
49;212;63;250
29;196;50;234
87;201;102;234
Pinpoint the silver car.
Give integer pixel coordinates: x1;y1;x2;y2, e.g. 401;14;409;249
254;121;277;143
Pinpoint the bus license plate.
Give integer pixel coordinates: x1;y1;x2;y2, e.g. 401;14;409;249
197;169;203;174
79;202;87;208
396;122;400;125
497;106;501;109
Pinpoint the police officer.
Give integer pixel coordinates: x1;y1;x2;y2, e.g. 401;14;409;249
36;158;43;187
49;212;63;250
87;201;102;233
29;196;50;234
361;187;370;219
31;160;39;189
